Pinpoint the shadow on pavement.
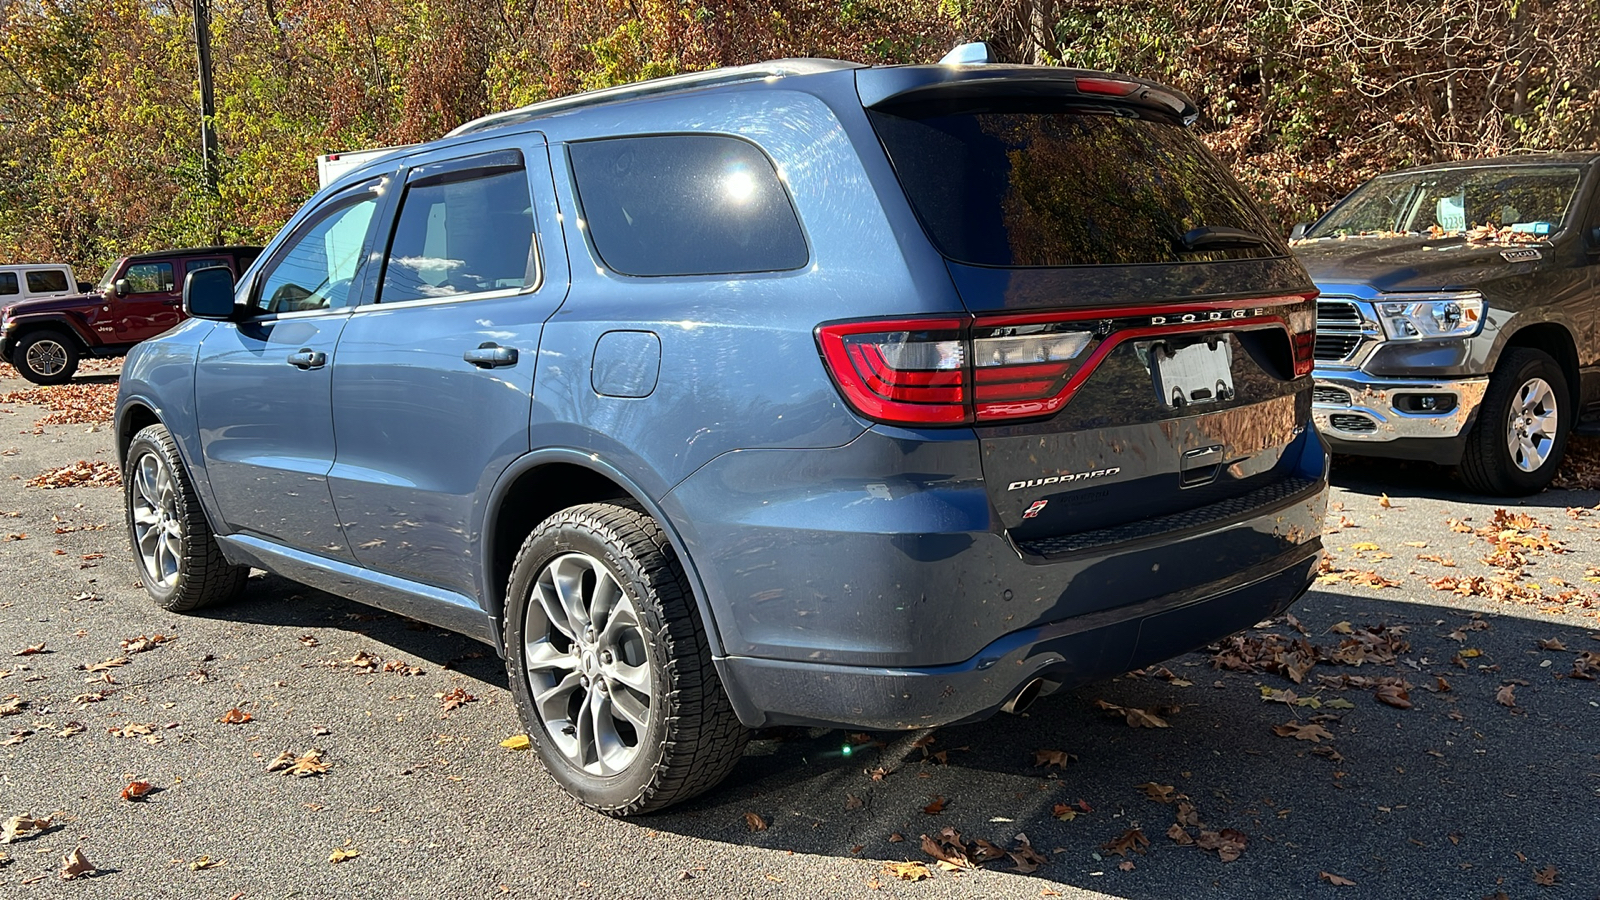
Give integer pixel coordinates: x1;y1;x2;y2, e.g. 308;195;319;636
645;590;1598;898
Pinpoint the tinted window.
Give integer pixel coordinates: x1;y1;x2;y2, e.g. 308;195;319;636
868;102;1282;266
569;135;807;276
124;262;175;294
185;257;230;276
380;165;534;302
0;273;16;296
25;270;69;293
255;194;377;314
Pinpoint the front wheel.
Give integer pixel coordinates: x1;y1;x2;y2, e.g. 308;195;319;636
124;424;249;611
503;502;748;815
12;330;80;385
1457;347;1569;496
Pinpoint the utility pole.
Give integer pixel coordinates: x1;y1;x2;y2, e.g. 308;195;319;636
192;0;219;194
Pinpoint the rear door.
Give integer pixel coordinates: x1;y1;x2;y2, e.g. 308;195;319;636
328;137;567;599
861;75;1317;553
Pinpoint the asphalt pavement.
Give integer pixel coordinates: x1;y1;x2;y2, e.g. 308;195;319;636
1;363;1596;900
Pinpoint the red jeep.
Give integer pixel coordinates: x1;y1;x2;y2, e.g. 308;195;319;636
0;246;260;384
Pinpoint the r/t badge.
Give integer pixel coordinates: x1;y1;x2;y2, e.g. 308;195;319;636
1022;500;1049;519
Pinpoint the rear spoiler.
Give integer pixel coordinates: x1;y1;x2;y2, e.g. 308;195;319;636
855;65;1198;126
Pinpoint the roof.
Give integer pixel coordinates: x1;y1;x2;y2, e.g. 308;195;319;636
448;59;863;137
1384;152;1600;175
117;245;263;261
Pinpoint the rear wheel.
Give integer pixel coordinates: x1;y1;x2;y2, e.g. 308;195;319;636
503;502;748;815
12;330;79;385
1457;347;1568;496
124;424;249;611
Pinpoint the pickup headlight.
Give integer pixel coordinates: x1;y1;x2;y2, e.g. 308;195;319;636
1375;291;1485;341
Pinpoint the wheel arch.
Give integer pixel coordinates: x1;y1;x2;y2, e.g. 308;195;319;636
1500;321;1579;406
8;315;93;352
481;450;725;659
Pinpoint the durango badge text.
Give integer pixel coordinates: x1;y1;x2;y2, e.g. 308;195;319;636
1008;467;1123;491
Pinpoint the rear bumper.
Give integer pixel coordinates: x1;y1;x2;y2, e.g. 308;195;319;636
716;548;1319;729
664;425;1328;730
1312;370;1487;463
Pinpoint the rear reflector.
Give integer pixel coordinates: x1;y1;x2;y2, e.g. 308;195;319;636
817;295;1315;427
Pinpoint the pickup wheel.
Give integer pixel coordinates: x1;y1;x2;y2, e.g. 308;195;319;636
1457;347;1569;496
124;424;249;611
12;329;80;385
503;502;748;815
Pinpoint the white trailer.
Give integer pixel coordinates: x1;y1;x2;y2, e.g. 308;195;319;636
316;146;411;189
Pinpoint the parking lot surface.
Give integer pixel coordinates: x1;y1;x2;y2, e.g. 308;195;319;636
1;364;1597;899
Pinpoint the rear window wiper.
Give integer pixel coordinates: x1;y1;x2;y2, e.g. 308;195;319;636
1176;226;1274;252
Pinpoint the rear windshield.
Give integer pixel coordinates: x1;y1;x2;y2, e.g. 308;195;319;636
867;101;1282;267
25;269;68;293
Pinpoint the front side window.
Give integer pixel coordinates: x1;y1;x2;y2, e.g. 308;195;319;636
0;273;16;296
254;193;378;314
379;164;535;303
568;135;808;277
25;270;69;293
123;262;175;294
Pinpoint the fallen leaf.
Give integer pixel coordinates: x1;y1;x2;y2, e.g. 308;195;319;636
120;780;153;801
1320;871;1356;886
882;861;928;881
189;855;223;870
1033;748;1075;768
1496;684;1517;708
922;795;947;815
1;814;50;843
1007;833;1048;874
920;829;973;869
1272;721;1334;743
1138;782;1178;803
436;687;476;711
1379;493;1394;508
499;734;530;751
1538;638;1567;651
845;793;864;811
1195;828;1248;862
1051;803;1077;822
745;812;768;832
1118;860;1135;871
13;644;45;656
216;708;252;725
887;832;905;843
329;847;361;864
268;748;329;777
59;847;95;880
1100;828;1149;858
1533;865;1558;885
1374;683;1412;709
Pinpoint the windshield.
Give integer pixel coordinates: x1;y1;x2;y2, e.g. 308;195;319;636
95;259;127;292
1308;165;1583;239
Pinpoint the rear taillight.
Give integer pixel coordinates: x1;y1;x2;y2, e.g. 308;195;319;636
816;318;969;424
818;296;1314;427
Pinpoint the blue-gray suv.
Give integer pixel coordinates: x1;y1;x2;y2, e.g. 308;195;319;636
116;48;1329;815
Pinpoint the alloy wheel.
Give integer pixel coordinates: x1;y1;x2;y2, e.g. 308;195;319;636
24;339;67;377
130;450;184;589
522;552;653;776
1505;376;1558;473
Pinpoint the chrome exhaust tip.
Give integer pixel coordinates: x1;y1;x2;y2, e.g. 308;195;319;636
1001;677;1046;715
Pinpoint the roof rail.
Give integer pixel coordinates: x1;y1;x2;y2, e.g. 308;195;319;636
447;58;863;138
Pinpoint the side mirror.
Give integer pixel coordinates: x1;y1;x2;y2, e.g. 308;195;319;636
76;281;92;293
1289;223;1310;241
111;278;129;297
183;266;237;320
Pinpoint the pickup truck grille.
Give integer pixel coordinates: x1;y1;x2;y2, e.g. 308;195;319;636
1312;386;1351;406
1314;299;1364;362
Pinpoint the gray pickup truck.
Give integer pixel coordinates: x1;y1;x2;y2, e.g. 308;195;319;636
1296;153;1600;494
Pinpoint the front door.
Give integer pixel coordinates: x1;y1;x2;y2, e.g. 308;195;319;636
196;179;388;559
113;259;183;342
329;139;568;597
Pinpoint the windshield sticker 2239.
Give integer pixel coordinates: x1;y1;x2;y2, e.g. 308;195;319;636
1007;467;1122;491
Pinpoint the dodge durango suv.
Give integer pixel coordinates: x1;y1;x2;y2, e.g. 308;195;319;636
115;47;1329;814
1295;153;1600;494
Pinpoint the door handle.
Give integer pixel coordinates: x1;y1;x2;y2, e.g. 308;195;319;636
286;348;326;370
463;343;518;369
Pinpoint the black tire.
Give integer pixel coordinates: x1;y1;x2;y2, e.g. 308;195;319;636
1457;347;1569;496
124;424;249;611
503;502;748;815
12;329;80;385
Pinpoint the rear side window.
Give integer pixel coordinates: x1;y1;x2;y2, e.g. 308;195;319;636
868;101;1282;267
569;135;807;277
185;258;230;277
25;270;69;293
380;161;535;303
0;273;16;296
124;262;175;294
